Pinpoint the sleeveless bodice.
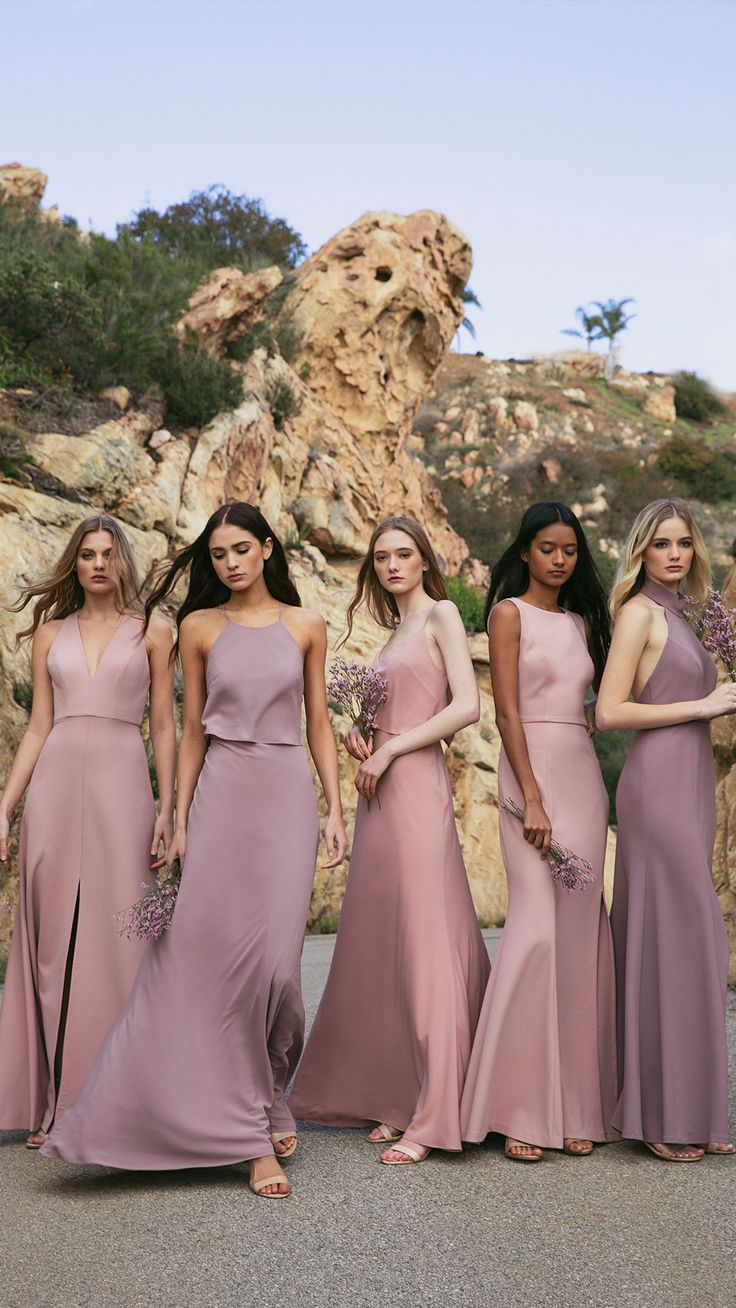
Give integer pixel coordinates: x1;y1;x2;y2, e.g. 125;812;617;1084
637;578;716;704
373;610;449;734
48;614;149;725
202;614;303;745
507;597;592;725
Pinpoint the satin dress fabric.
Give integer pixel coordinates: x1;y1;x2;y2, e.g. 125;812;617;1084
611;578;729;1144
460;598;617;1149
0;614;154;1133
290;606;491;1151
43;611;319;1168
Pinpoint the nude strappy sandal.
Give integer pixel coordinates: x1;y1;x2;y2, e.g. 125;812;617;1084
379;1143;429;1165
367;1123;402;1143
270;1131;298;1158
249;1170;291;1198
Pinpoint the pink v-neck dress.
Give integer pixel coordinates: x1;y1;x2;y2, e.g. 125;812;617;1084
290;606;491;1151
460;598;617;1148
0;614;154;1134
43;611;320;1169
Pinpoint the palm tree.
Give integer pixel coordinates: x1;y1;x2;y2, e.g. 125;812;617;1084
454;286;481;350
591;298;636;378
562;306;602;352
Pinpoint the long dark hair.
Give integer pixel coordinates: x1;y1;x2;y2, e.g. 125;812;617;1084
341;515;448;647
486;502;610;683
144;503;301;652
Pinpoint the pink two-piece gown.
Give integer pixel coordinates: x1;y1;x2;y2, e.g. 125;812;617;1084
42;610;319;1168
290;606;490;1150
460;598;617;1148
0;614;154;1134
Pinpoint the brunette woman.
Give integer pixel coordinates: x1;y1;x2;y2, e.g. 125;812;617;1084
460;503;617;1161
43;503;347;1198
0;515;175;1147
290;515;490;1165
597;499;736;1161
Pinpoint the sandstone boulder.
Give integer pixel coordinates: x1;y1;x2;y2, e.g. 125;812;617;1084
0;163;47;209
176;265;283;358
643;384;677;423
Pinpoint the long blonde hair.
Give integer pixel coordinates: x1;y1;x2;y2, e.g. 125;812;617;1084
12;513;143;643
609;499;711;618
341;515;448;647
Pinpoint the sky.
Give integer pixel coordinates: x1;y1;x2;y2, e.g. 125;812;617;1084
2;0;735;388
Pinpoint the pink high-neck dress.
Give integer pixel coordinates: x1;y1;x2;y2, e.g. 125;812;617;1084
42;610;319;1169
290;606;490;1150
0;614;154;1134
611;578;729;1143
460;598;617;1148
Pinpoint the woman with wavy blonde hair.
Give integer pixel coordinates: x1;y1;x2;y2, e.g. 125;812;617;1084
290;515;490;1166
597;499;736;1161
0;514;175;1148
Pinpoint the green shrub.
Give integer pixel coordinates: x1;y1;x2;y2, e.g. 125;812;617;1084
0;423;32;480
444;575;486;631
593;728;631;826
657;433;736;502
160;337;242;428
12;680;33;713
266;376;301;430
674;371;726;422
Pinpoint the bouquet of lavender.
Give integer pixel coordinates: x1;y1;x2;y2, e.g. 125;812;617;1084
684;588;736;680
327;658;389;737
116;860;181;942
501;798;595;893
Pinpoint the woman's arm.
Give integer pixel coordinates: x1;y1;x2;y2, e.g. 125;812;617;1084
165;615;209;865
354;602;480;802
302;613;348;868
145;615;177;868
596;602;736;731
0;624;57;862
487;601;551;854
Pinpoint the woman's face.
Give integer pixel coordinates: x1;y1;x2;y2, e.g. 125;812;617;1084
76;530;117;598
373;529;427;598
523;522;578;590
643;515;694;586
208;524;272;593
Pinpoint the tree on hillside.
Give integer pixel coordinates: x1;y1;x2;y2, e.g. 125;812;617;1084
562;305;602;352
454;286;482;349
591;297;636;378
122;186;307;274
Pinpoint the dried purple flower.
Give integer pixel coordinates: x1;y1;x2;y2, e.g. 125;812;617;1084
684;588;736;681
501;798;595;893
116;860;181;942
327;658;389;737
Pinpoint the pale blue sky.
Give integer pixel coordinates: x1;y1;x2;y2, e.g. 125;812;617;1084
3;0;735;387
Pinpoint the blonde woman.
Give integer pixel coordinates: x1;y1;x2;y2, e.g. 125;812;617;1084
290;516;490;1166
0;515;175;1147
597;499;736;1161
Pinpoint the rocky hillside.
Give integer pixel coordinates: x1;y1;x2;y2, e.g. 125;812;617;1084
0;166;734;981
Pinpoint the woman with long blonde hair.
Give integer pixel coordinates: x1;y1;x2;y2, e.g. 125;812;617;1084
0;514;175;1148
290;516;490;1166
597;499;736;1161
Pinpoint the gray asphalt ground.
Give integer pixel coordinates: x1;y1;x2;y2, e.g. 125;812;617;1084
2;931;735;1308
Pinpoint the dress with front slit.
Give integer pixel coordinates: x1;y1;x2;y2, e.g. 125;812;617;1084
0;614;155;1134
42;608;320;1169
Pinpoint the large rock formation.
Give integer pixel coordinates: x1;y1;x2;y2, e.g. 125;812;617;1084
0;163;48;210
175;266;283;358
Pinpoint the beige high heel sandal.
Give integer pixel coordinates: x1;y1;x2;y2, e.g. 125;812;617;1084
270;1131;298;1158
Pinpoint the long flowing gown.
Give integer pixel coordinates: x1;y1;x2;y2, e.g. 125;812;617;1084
289;606;490;1151
0;614;154;1134
460;598;617;1148
42;610;319;1168
611;578;730;1143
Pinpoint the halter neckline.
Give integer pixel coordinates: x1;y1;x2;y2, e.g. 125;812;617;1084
640;578;687;617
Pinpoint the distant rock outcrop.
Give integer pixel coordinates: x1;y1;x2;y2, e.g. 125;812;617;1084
0;162;48;210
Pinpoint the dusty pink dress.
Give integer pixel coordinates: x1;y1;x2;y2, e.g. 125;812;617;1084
42;610;319;1169
290;606;490;1151
460;599;617;1148
0;614;154;1133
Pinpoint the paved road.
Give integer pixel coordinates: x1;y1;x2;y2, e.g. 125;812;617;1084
2;932;735;1308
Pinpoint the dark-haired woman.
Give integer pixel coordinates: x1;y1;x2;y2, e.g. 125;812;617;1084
290;516;490;1166
460;503;617;1161
43;504;348;1198
0;515;174;1147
